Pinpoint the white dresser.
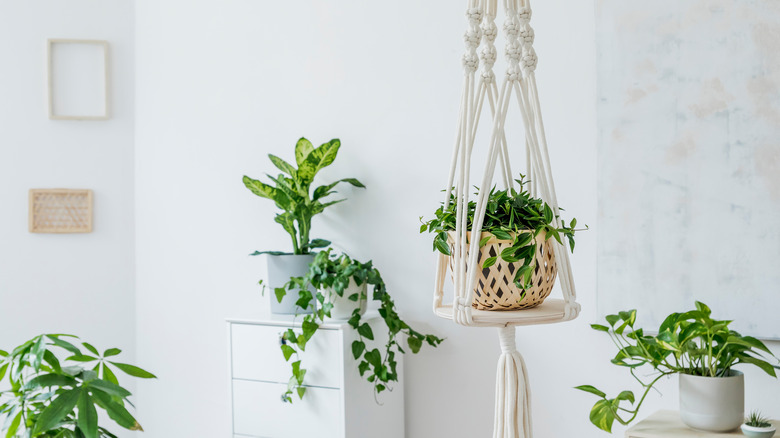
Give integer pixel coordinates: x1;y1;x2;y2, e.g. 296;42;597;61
227;314;405;438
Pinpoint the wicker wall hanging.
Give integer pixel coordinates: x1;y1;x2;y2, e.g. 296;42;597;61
29;189;93;233
432;0;580;436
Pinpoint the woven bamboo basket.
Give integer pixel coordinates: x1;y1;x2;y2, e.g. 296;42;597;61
447;231;557;310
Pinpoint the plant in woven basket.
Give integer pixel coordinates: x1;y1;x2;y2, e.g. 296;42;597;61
420;175;581;307
274;249;444;403
243;137;365;256
0;334;155;438
576;302;780;433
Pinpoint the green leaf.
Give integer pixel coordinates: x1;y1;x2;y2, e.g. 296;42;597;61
358;361;370;376
590;324;610;332
103;348;121;358
433;236;451;255
574;385;606;398
298;139;340;183
268;154;298;178
294;137;314;166
242;176;277;200
616;390;635;404
297;387;306;399
357;324;374;341
5;410;21;438
281;345;296;362
66;354;98;363
589;399;616;433
82;343;100;356
479;236;491;247
33;387;82;435
30;335;47;371
307;239;331;249
275;287;287;303
482;256;497;269
87;379;132;398
352;341;366;360
102;363;118;385
24;373;77;390
543;204;554;223
491;230;512;241
407;336;422;354
605;314;620;327
738;355;777;377
108;362;157;379
91;391;138;430
77;389;98;438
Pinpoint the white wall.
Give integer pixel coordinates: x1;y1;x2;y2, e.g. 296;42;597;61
0;1;135;368
0;1;136;435
134;1;779;438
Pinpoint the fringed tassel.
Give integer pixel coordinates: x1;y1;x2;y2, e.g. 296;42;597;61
493;326;533;438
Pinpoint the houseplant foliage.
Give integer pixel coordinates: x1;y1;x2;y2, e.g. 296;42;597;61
420;175;579;291
242;137;365;255
0;334;155;438
576;302;779;433
275;249;444;402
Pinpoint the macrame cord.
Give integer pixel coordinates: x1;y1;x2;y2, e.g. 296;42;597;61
432;1;581;437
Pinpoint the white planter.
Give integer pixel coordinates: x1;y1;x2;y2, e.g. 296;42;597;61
741;424;777;438
322;277;367;320
679;371;744;433
266;254;315;315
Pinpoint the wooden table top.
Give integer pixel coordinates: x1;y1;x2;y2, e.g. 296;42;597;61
626;410;778;437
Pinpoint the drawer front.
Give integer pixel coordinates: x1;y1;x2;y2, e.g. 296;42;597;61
233;379;342;438
231;323;343;388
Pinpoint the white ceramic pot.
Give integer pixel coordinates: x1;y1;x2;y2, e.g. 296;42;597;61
322;277;367;320
741;424;777;438
266;254;315;315
679;371;744;433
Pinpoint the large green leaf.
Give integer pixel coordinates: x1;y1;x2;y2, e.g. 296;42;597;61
298;139;340;183
33;387;82;435
574;385;606;398
312;178;365;201
108;362;156;379
589;399;616;433
24;373;77;390
268;154;298;178
294;137;314;166
91;391;138;430
242;176;277;200
88;379;132;398
47;335;82;356
5;410;21;438
77;390;98;438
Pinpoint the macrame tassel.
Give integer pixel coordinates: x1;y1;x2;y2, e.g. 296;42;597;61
493;326;533;438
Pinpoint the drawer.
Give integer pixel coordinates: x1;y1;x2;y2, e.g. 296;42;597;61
231;323;343;388
233;379;342;438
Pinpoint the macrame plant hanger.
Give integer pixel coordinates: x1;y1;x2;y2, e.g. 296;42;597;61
432;0;581;437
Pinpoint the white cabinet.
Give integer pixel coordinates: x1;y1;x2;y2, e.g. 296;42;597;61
228;315;404;438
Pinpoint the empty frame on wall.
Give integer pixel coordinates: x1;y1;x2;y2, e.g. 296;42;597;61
47;39;109;120
29;189;94;233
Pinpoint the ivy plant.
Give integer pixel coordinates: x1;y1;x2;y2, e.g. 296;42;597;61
243;137;365;255
0;334;155;438
275;250;444;403
576;302;780;433
420;175;581;291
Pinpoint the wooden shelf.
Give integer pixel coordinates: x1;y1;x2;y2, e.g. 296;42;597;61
434;298;579;328
626;411;778;437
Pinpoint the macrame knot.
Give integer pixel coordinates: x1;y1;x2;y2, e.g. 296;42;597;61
521;47;538;73
506;66;522;82
466;7;483;23
505;40;522;62
481;70;495;83
517;7;532;24
481;21;498;42
498;326;517;354
480;45;497;67
462;53;479;73
463;29;482;48
519;25;535;46
503;19;520;38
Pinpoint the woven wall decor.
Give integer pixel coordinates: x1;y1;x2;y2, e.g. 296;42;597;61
29;189;93;233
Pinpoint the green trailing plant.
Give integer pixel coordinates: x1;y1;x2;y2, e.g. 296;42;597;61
420;175;580;291
576;302;780;433
243;137;365;255
745;411;772;428
275;249;444;403
0;334;155;438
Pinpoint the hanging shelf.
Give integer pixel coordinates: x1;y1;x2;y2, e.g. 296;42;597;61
431;0;581;436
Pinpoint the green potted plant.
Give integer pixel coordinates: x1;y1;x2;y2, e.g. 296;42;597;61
420;175;580;310
273;249;444;402
243;137;365;314
742;411;776;438
0;334;155;437
576;302;780;433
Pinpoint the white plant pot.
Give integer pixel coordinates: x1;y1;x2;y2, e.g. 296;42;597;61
679;371;744;433
741;424;777;438
322;277;367;320
266;254;315;315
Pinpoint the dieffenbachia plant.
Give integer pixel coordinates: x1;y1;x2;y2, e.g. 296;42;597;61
420;175;581;290
275;250;444;403
243;138;365;255
576;302;779;433
0;334;155;438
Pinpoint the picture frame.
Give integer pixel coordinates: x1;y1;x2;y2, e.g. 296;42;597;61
46;39;110;121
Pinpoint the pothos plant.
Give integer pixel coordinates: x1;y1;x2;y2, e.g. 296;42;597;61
0;334;155;438
274;249;444;403
243;137;365;256
420;175;581;291
576;302;779;433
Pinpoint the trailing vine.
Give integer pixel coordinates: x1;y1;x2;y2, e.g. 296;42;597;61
275;250;444;402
